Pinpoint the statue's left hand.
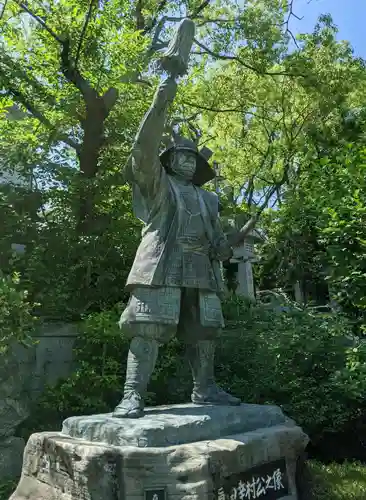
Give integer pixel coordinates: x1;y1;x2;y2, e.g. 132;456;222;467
209;246;220;261
209;245;233;262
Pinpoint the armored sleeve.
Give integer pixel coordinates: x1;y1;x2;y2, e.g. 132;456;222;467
127;78;177;203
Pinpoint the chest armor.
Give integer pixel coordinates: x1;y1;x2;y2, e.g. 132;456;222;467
176;183;208;248
162;181;216;290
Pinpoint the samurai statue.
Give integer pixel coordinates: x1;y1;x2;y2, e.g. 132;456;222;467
113;18;240;418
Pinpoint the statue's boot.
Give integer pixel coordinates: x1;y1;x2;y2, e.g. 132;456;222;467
113;337;159;418
187;340;241;406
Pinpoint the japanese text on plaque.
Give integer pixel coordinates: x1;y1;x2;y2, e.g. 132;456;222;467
216;467;285;499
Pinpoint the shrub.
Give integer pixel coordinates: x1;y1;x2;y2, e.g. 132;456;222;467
0;271;38;354
21;296;366;445
219;296;366;441
307;460;366;500
24;303;190;422
0;478;18;500
20;225;138;321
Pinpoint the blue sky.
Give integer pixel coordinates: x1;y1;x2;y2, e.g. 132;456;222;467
289;0;366;58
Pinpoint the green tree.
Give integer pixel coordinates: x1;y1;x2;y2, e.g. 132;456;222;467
180;15;365;239
0;271;38;353
0;0;322;315
2;1;364;317
0;0;321;233
259;141;366;330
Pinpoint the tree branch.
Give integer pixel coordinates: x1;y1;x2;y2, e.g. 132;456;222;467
16;1;63;43
8;87;80;152
229;155;291;245
194;38;307;78
190;1;211;18
102;87;119;114
245;177;255;207
181;100;276;123
145;0;209;43
280;91;291;144
181;100;241;113
229;184;276;246
197;18;237;27
15;1;100;104
75;0;96;67
142;0;169;35
149;15;183;51
60;38;98;103
0;0;8;21
235;141;273;206
283;0;303;48
135;0;145;31
0;52;58;108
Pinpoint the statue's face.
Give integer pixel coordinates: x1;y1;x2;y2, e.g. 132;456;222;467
171;150;196;181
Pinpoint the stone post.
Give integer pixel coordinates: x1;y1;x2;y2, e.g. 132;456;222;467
237;260;255;299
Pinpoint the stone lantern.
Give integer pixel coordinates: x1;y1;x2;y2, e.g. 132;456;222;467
229;228;264;299
212;162;265;298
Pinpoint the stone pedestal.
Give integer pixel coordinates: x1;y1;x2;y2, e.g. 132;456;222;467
10;404;308;500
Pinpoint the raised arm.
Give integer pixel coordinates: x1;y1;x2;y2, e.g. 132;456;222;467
128;77;177;198
126;18;195;200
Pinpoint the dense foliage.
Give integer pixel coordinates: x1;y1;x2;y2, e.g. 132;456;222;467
306;461;366;500
0;479;18;500
18;297;366;449
259;143;366;330
1;0;365;321
0;271;38;353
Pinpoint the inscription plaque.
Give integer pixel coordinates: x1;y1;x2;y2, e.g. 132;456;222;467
214;459;289;499
144;488;166;500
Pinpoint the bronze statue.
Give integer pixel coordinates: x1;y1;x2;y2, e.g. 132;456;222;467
113;19;240;418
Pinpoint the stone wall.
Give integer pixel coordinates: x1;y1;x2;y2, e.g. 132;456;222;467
0;322;78;481
30;322;78;400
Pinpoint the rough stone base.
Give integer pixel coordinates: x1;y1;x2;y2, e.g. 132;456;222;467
62;403;289;447
0;437;25;480
10;404;308;500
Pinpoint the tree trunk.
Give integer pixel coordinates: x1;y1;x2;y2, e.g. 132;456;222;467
76;97;107;233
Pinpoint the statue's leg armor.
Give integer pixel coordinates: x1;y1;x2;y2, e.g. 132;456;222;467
186;339;240;405
113;287;179;418
113;334;158;419
113;324;175;418
179;288;241;406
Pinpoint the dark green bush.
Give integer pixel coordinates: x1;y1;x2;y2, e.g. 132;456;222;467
20;219;139;321
219;297;366;441
2;183;140;322
0;478;18;500
22;303;190;424
20;296;366;444
0;271;38;354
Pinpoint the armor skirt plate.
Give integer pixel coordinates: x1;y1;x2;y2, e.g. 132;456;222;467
119;286;224;342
